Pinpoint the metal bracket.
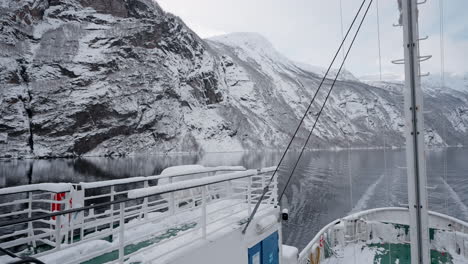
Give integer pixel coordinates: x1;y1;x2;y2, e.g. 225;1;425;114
418;55;432;62
419;72;430;77
418;35;428;41
391;58;405;65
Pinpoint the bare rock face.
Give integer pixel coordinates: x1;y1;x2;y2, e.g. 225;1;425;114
1;0;226;157
1;1;467;158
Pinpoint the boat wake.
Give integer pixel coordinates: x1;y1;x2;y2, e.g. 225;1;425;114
440;177;468;220
350;174;385;213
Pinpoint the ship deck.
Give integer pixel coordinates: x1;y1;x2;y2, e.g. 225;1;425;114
323;242;460;264
0;166;278;264
298;208;468;264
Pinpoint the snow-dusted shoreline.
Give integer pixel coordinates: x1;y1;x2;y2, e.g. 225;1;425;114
1;145;467;161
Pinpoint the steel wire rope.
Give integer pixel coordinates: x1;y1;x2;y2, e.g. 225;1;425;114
242;0;370;233
278;0;375;203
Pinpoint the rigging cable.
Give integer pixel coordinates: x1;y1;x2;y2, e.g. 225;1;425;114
439;0;449;214
279;0;375;203
242;0;370;233
376;0;382;81
346;93;353;211
339;0;346;65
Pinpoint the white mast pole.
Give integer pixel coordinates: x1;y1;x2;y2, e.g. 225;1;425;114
400;0;430;263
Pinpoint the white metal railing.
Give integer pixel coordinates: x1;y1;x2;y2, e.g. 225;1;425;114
0;183;74;251
297;207;468;264
0;166;246;256
0;167;277;264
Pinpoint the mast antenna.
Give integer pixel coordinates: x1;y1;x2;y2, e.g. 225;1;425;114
397;0;431;263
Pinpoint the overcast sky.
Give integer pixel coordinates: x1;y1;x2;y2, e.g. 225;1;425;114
158;0;467;79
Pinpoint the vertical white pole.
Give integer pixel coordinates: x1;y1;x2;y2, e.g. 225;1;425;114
64;193;69;245
27;192;36;247
55;214;61;250
80;188;85;241
118;203;125;263
261;171;266;192
201;187;207;239
247;176;252;215
143;180;148;219
272;173;278;204
227;180;233;198
169;176;175;215
400;0;430;263
69;188;76;245
110;185;115;232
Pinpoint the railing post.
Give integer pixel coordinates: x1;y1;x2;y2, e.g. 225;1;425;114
143;180;149;219
261;172;266;191
110;185;115;232
169;176;175;215
247;176;252;215
80;188;85;241
64;193;70;245
227;180;233;198
55;214;61;250
272;173;278;204
201;187;207;239
69;188;76;245
27;191;36;248
118;202;125;263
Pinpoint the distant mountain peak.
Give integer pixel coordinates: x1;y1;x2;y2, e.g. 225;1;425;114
208;32;274;50
207;32;290;66
210;33;360;82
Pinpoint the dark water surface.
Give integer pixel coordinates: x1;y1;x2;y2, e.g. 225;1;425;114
1;148;467;250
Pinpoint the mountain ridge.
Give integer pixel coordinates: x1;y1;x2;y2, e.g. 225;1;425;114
1;0;467;158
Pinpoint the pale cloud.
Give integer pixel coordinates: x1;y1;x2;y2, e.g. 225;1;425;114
157;0;467;78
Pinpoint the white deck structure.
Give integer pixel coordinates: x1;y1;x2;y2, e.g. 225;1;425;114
298;208;468;264
0;166;283;264
1;165;468;264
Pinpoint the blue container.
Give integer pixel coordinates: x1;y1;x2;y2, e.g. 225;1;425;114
248;231;279;264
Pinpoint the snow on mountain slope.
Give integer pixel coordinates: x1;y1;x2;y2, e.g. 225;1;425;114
1;1;467;158
422;72;468;93
293;61;360;82
207;32;468;149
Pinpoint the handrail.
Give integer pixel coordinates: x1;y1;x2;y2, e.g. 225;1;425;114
0;183;73;196
298;207;468;261
0;167;246;195
128;168;275;199
78;166;246;189
299;207;409;260
0;168;274;228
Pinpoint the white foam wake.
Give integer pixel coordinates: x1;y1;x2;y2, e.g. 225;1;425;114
350;174;385;213
440;177;468;220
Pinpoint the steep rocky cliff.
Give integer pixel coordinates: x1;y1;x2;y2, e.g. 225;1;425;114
1;0;227;158
1;0;467;158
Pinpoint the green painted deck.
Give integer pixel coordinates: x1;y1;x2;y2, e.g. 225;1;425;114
83;222;197;264
370;243;453;264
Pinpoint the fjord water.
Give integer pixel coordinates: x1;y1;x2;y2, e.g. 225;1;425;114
1;148;467;250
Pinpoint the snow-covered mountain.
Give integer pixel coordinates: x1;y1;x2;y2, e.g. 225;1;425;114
1;0;467;158
422;73;468;93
